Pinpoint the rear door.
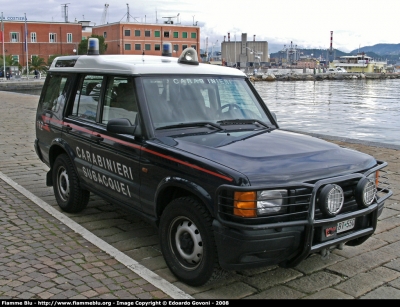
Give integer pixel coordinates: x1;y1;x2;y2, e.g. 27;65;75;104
63;74;105;189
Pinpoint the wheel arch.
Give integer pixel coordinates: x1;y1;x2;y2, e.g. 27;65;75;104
47;138;77;186
155;177;214;225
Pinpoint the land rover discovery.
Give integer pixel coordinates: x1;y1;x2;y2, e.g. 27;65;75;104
34;39;392;286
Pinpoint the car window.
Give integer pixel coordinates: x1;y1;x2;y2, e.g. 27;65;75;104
70;75;104;121
102;76;138;125
40;74;70;115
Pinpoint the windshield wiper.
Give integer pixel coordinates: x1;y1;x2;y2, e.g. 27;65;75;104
156;121;224;131
217;119;272;129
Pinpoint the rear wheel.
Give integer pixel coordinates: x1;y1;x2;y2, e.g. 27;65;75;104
52;154;90;213
159;196;225;286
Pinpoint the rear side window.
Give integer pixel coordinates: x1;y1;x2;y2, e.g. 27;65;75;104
39;74;71;117
70;75;104;121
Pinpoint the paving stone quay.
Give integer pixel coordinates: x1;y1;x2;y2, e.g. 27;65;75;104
0;177;170;300
0;90;399;299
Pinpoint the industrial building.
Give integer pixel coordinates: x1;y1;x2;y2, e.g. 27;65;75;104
221;33;269;68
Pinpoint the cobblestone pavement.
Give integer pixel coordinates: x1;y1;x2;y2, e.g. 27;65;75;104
0;176;170;299
0;91;400;299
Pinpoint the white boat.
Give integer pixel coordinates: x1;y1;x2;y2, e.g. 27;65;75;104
330;53;387;73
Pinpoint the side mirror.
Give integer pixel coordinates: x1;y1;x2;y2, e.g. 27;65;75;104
107;118;136;134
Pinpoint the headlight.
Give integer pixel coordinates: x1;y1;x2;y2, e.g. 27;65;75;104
234;190;287;218
257;190;288;216
318;184;344;217
356;177;376;207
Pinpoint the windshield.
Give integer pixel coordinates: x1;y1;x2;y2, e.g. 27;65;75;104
142;76;273;129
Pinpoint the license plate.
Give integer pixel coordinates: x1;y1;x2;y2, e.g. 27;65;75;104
337;218;355;233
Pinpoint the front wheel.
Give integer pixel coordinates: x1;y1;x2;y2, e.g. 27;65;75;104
52;153;90;213
159;197;225;286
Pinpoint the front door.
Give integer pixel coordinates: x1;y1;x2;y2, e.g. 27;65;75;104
89;76;142;211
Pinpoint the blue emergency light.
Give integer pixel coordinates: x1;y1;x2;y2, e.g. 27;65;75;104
87;38;99;55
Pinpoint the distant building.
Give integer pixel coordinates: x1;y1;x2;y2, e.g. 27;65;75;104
79;20;94;40
92;22;200;57
221;33;269;68
0;18;201;71
296;58;319;69
0;20;82;67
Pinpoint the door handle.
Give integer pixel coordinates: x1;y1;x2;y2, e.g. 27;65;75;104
91;134;104;142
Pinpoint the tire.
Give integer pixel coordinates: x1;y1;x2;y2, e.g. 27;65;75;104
52;153;90;213
159;196;225;286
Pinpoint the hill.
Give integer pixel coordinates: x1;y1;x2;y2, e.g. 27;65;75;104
351;43;400;56
270;43;400;64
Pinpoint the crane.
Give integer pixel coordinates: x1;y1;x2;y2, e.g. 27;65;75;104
101;3;109;24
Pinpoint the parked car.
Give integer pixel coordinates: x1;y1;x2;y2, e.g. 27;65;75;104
34;38;392;286
327;67;347;74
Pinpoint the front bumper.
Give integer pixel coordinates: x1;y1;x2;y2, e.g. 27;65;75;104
213;161;392;271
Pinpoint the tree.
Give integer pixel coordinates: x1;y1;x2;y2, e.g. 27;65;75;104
29;56;47;73
0;54;18;66
78;35;108;55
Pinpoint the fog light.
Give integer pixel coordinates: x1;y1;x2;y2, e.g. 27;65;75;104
356;177;376;207
318;184;344;217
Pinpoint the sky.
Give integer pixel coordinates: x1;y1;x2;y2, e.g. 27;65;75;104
1;0;399;53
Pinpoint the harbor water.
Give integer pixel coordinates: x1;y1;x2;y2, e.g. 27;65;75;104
254;79;400;148
3;78;399;148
